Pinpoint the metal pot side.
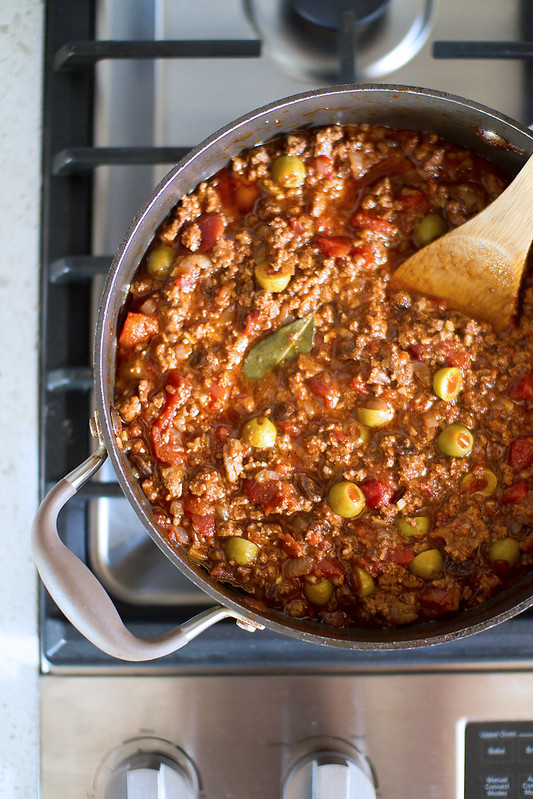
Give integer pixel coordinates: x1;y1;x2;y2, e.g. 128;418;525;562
94;84;533;650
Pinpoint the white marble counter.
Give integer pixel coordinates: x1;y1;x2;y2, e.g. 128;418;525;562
0;1;43;796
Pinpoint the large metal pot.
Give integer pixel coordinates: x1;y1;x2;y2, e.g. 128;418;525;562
32;84;533;661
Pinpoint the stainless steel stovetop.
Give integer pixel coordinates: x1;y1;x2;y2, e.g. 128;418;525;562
40;1;533;797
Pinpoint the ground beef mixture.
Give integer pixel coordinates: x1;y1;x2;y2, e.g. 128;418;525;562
113;123;533;629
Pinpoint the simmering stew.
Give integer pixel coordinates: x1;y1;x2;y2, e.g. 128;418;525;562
114;124;533;628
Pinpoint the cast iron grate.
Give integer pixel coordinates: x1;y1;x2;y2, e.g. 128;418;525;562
39;0;533;670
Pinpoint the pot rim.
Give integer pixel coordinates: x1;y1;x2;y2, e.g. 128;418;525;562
93;83;533;650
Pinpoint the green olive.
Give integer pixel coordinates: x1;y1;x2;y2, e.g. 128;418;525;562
353;566;374;597
437;423;474;457
395;515;430;538
241;416;277;449
225;536;260;565
254;262;292;292
488;537;520;567
146;245;174;277
328;481;365;518
305;578;333;605
433;367;463;401
356;398;395;428
461;468;498;497
414;213;447;247
350;421;370;448
271;155;306;188
409;548;443;580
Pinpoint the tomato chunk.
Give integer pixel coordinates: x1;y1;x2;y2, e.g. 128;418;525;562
361;479;395;509
151;374;191;465
183;494;216;537
216;170;258;213
419;585;460;617
308;154;334;178
317;558;344;577
182;213;225;253
281;533;305;557
307;372;341;410
509;373;533;402
509;436;533;470
118;312;159;348
397;188;430;213
351;209;394;237
317;236;352;258
384;542;415;565
243;479;284;513
501;480;528;504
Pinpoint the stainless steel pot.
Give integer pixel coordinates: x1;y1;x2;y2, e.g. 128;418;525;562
32;84;533;661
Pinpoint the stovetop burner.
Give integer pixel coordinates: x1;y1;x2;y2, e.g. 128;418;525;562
290;0;390;29
244;0;435;82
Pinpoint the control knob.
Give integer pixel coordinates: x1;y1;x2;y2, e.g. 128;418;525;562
283;746;376;799
100;742;199;799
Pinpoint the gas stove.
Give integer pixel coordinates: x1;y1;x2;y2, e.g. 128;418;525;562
38;1;533;796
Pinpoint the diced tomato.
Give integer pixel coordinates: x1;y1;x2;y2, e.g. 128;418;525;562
197;213;225;252
183;494;216;537
509;372;533;402
151;374;191;465
243;478;284;513
315;214;338;235
307;372;341;410
332;426;350;443
214;425;231;444
182;213;225;253
397;188;430;213
440;342;470;369
234;181;259;213
118;311;159;349
317;236;352;258
289;216;308;236
208;378;231;411
419;585;460;617
308;154;334;178
521;532;533;553
281;533;305;557
351;243;375;268
361;479;395;509
501;480;528;504
174;257;203;291
386;542;415;565
215;170;258;213
351;209;394;237
317;558;344;577
349;375;369;395
407;343;427;361
152;510;175;535
509;436;533;470
243;310;261;337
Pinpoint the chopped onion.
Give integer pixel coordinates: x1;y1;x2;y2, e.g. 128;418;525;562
282;556;313;578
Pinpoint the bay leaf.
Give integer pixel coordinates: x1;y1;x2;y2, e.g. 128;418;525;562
242;315;315;381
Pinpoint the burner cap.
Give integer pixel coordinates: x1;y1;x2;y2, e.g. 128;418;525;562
291;0;390;30
244;0;435;83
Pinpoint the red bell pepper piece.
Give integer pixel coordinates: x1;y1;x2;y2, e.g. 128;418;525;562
118;312;159;349
509;436;533;470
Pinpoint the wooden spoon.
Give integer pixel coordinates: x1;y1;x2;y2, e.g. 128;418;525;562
393;154;533;332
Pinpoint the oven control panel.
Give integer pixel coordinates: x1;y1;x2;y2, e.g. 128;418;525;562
464;722;533;798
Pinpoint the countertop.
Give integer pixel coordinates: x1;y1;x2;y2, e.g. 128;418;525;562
0;1;43;796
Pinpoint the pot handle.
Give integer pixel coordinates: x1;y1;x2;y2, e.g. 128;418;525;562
31;426;251;661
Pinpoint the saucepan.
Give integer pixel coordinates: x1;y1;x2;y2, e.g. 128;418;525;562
32;84;533;661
